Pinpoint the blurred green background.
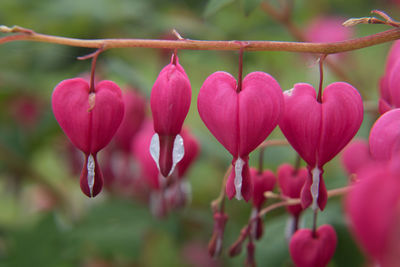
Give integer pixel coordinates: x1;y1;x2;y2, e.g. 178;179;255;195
0;0;397;266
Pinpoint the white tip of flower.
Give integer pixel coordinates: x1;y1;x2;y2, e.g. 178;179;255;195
150;133;161;171
168;134;185;177
284;88;294;96
87;154;95;197
234;157;245;200
311;167;321;211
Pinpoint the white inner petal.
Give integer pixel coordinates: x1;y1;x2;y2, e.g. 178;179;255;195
311;167;321;211
284;88;294;96
234;157;245;200
149;133;160;171
87;154;95;197
168;134;185;177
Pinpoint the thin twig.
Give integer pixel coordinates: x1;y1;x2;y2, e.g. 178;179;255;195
1;25;400;54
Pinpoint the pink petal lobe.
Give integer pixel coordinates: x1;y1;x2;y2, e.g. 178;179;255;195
80;153;103;197
277;163;308;217
226;158;252;201
114;89;146;152
90;80;125;153
198;72;239;156
289;225;337;267
345;162;400;263
250;167;276;209
300;168;327;210
52;78;92;153
52;78;124;154
318;82;363;167
279;83;321;167
369;109;400;161
177;128;200;178
238;72;284;156
341;139;372;175
151;57;191;136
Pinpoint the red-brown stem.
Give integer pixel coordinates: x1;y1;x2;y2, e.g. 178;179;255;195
237;47;244;92
77;47;104;93
172;48;178;65
317;54;327;103
1;25;400;54
312;209;318;238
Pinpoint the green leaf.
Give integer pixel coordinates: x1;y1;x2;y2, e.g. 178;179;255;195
204;0;235;17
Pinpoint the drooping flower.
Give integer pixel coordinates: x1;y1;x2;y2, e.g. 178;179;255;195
341;139;373;175
379;40;400;114
249;167;276;240
289;224;337;267
370;108;400;161
345;156;400;266
198;71;284;201
277;163;308;218
114;88;146;153
150;54;191;178
279;82;363;210
52;78;124;197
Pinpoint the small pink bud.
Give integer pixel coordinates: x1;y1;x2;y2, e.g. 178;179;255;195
150;55;191;178
198;71;284;201
208;212;229;258
114;88;146;153
289;225;337;267
370;109;400;162
250;168;276;209
52;78;124;197
279;82;363;210
277;163;308;217
245;241;256;267
305;16;353;43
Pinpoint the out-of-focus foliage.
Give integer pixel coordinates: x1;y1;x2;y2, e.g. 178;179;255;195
0;0;396;266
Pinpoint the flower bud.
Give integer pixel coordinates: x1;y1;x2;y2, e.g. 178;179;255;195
150;55;191;178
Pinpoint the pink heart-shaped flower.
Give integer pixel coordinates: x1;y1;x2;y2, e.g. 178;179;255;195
369;108;400;161
52;78;124;197
341;139;373;175
279;82;363;210
289;224;337;267
198;71;284;200
250;168;276;209
346;157;400;266
277;163;308;217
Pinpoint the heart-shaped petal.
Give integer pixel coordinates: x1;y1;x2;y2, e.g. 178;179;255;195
279;82;363;168
198;71;284;157
52;78;124;154
250;167;276;209
369;108;400;161
277;163;308;217
289;225;337;267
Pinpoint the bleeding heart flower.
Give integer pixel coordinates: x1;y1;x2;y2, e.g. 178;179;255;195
289;225;337;267
345;157;400;266
379;40;400;114
341;139;373;175
248;167;276;240
369;108;400;161
198;71;284;201
277;163;308;218
52;78;124;197
150;55;191;178
279;82;363;210
114;88;146;153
